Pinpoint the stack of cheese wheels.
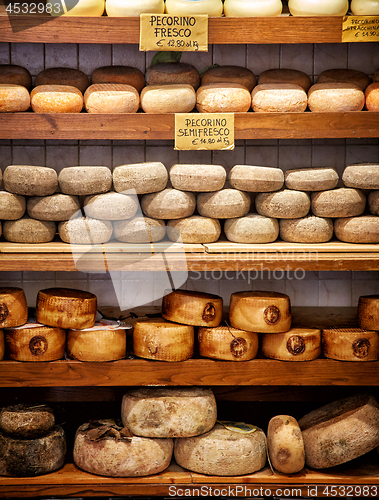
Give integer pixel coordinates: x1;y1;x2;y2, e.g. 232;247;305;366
198;324;258;361
113;162;168;194
5;325;66;361
224;213;279;244
258;68;311;92
67;327;127;362
0;84;30;112
91;66;145;93
0;404;66;477
299;393;379;469
58;166;112;195
141;84;196;114
267;415;305;474
83;84;140;114
201;66;256;93
261;327;321;361
145;62;200;90
0;287;28;329
358;295;379;331
0;64;32;89
322;325;379;362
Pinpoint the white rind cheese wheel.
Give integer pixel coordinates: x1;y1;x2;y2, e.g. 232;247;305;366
84;192;139;220
256;190;310;219
224;213;279;244
229;291;291;333
0;191;26;220
0;65;32;89
196;83;251;113
358;295;379;331
258;68;311;92
0;288;27;329
36;288;97;330
27;194;80;221
299;393;379;469
197;189;251;219
105;0;164;16
58;166;112;196
351;0;379;14
288;0;349;15
4;165;58;197
308;83;365;113
113;217;166;243
162;289;223;327
141;188;196;220
67;329;126;362
92;66;145;93
141;84;196;114
311;188;366;218
267;415;305;474
174;423;266;476
167;216;221;244
31;85;83;113
165;0;223;15
334;216;379;244
228;165;284;192
133;317;194;362
0;404;55;439
198;325;258;361
342;163;379;190
251;83;308;113
145;62;200;90
317;69;372;92
5;326;66;362
35;68;90;94
322;326;379;362
121;387;217;438
365;82;379;111
84;83;139;114
285;167;339;192
200;66;256;93
261;328;321;361
3;218;56;244
58;217;113;244
224;0;282;17
368;191;379;215
113;162;168;195
48;0;105;16
169;164;226;192
0;84;30;112
279;216;334;243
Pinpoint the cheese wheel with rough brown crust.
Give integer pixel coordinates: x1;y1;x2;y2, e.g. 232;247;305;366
0;84;30;112
169;164;226;192
3;218;56;244
258;68;311;92
256;189;310;219
285;167;339;192
35;67;90;94
141;188;196;220
197;189;251;219
84;83;139;113
261;328;321;361
317;68;371;91
0;191;26;220
308;83;365;112
141;84;196;113
322;326;379;362
4;326;66;362
0;288;27;329
27;194;80;221
58;166;112;196
201;66;256;93
0;65;32;89
358;295;379;331
91;66;145;92
113;162;168;195
4;165;58;197
369;191;379;215
311;188;366;218
167;216;221;244
145;62;200;89
224;213;279;244
58;217;113;244
67;329;127;361
251;83;308;113
196;83;251;113
84;192;139;220
342;163;379;190
267;415;305;474
334;216;379;244
228;165;284;192
279;216;334;243
0;404;55;439
31;85;83;113
113;217;166;243
198;325;258;361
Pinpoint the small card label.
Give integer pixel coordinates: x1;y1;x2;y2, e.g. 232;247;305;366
342;16;379;42
175;113;235;150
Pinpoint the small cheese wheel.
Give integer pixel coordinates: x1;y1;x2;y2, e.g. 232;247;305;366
105;0;164;16
84;83;139;114
162;289;223;327
261;328;321;361
307;83;365;112
141;84;196;114
280;216;334;243
58;217;113;244
258;68;311;92
285;167;339;192
84;192;138;220
133;317;194;362
351;0;379;14
368;191;379;215
0;404;55;439
48;0;105;16
251;83;308;113
317;68;372;92
197;189;251;219
223;0;282;17
91;66;145;93
0;65;32;89
141;188;196;220
0;84;30;112
167;216;221;244
229;291;291;333
365;82;379;111
311;188;366;218
224;213;279;244
4;165;58;197
27;194;80;221
58;166;112;196
67;329;126;361
169;164;226;192
113;162;168;195
335;216;379;243
31;85;83;113
198;325;258;361
256;189;310;219
342;163;379;190
322;326;379;362
229;165;284;192
196;83;251;113
3;218;56;244
122;387;217;438
4;326;66;362
145;62;200;90
36;288;97;330
201;66;256;93
0;191;26;220
299;393;379;469
267;415;305;474
113;217;166;243
174;423;266;476
288;0;349;15
35;67;90;94
165;0;223;15
0;287;28;329
358;295;379;331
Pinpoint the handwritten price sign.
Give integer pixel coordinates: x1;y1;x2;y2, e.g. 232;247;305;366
342;16;379;42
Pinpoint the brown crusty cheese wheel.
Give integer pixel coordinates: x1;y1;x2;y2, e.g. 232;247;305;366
58;166;112;196
258;68;311;92
0;84;30;112
35;67;90;93
84;83;140;113
197;189;251;219
342;163;379;190
167;216;221;244
334;216;379;244
145;62;200;89
317;68;372;91
0;404;55;439
169;164;226;192
141;84;196;113
91;65;145;92
368;191;379;215
308;83;365;112
261;327;321;361
141;188;196;220
196;83;251;113
311;188;366;218
113;162;168;195
3;217;56;244
279;216;334;243
251;83;308;113
31;85;83;113
27;194;80;221
224;213;279;244
228;165;284;192
198;325;258;361
358;295;379;331
0;288;27;329
4;165;58;197
4;326;66;362
58;217;113;244
322;325;379;362
285;167;339;191
0;65;32;89
256;189;310;219
267;415;305;474
84;191;139;220
113;216;166;243
365;82;379;111
0;191;26;220
67;329;126;362
201;65;256;93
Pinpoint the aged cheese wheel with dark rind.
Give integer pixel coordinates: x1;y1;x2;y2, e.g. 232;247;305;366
145;62;200;89
3;218;57;244
285;167;339;191
167;216;221;244
197;189;251;219
279;216;334;243
0;84;30;112
0;287;27;329
267;415;305;474
201;65;256;93
334;216;379;244
35;67;90;93
322;326;379;361
0;404;55;439
261;327;321;361
311;188;366;218
256;190;310;219
258;68;311;92
228;165;284;192
316;68;372;91
3;165;58;197
113;162;168;195
4;326;66;362
141;188;196;220
91;65;145;92
0;64;32;89
198;325;258;361
169;164;226;192
342;163;379;190
224;213;279;244
67;329;127;362
113;217;166;243
58;166;112;195
358;295;379;331
27;194;80;221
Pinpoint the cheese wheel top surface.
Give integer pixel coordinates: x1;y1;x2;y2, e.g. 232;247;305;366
35;67;90;93
317;68;372;91
145;62;200;89
258;68;311;92
91;65;145;92
201;65;256;93
38;288;96;300
0;65;32;89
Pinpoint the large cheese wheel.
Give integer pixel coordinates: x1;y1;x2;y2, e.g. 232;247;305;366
365;82;379;111
113;162;168;195
162;289;223;327
165;0;223;15
105;0;164;16
196;83;251;113
0;84;30;112
58;217;113;244
288;0;349;15
308;83;365;113
0;191;26;220
0;65;32;89
167;216;221;244
84;84;139;114
141;188;196;220
299;393;379;469
31;85;84;114
174;423;266;475
4;165;58;197
322;326;379;362
27;194;80;221
311;188;366;218
251;84;308;113
285;167;339;192
261;328;321;361
267;415;305;474
256;189;310;219
258;68;311;92
91;66;145;93
169;164;226;192
84;192;138;220
113;217;166;243
5;326;66;362
229;291;291;333
317;68;372;92
358;295;379;331
133;317;194;362
67;329;126;361
224;0;282;17
334;216;379;244
342;163;379;190
145;62;200;90
141;84;196;114
228;165;284;192
58;166;112;196
0;404;55;439
198;325;258;361
121;387;217;438
201;66;256;93
279;216;334;243
36;288;97;330
368;191;379;215
224;213;279;244
0;288;27;329
197;189;251;219
3;218;56;244
35;67;89;94
351;0;379;14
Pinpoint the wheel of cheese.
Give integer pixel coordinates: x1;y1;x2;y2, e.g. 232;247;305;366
4;165;58;197
317;68;372;92
58;217;113;244
84;192;138;220
198;325;258;361
308;83;365;113
174;423;266;476
162;289;223;328
35;67;90;94
311;188;366;218
322;326;379;362
351;0;379;14
224;213;279;244
223;0;282;17
251;84;308;113
145;62;200;90
299;393;379;469
167;216;221;244
121;387;217;438
0;84;30;112
201;66;256;93
197;189;251;219
165;0;223;15
4;326;66;362
58;166;112;196
0;65;32;89
169;164;226;192
113;217;166;243
368;191;379;215
84;84;139;114
27;194;80;221
91;66;145;92
133;317;194;362
196;83;251;113
113;162;168;195
267;415;305;474
288;0;349;15
141;188;196;220
48;0;105;16
229;291;291;333
0;425;66;477
74;420;172;477
67;329;126;361
334;216;379;243
256;189;310;219
358;295;379;331
0;191;26;220
36;288;97;330
285;167;339;192
342;163;379;190
105;0;164;16
0;288;27;329
0;404;55;439
3;218;56;244
31;85;84;113
365;82;379;111
228;165;284;192
261;328;321;361
279;216;334;243
258;68;311;92
141;84;196;114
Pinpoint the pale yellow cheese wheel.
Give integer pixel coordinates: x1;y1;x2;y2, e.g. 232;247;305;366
256;189;310;219
92;66;145;93
165;0;223;15
229;165;284;192
224;0;282;16
261;328;321;361
84;84;139;114
358;295;379;331
196;83;251;113
317;69;372;92
201;66;256;93
197;189;251;219
167;216;221;244
0;191;26;220
48;0;105;16
279;216;334;243
106;0;164;16
0;84;30;112
311;188;366;218
365;83;379;111
113;162;168;195
4;326;66;362
169;164;226;192
322;326;379;361
58;166;112;196
145;63;200;90
141;84;196;114
113;217;166;243
285;167;339;192
198;325;258;361
27;194;80;221
308;83;365;113
224;213;279;244
267;415;305;474
4;165;58;197
334;216;379;243
31;85;83;114
84;192;139;220
67;329;126;361
288;0;349;15
141;188;196;220
58;217;113;244
35;68;90;94
0;65;32;89
3;218;56;244
251;84;308;113
258;68;311;92
351;0;379;14
342;163;379;190
0;288;28;329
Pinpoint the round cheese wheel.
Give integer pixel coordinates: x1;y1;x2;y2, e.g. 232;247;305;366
351;0;379;14
251;83;308;113
133;317;194;362
197;189;251;219
368;191;379;215
105;0;164;16
0;191;26;220
113;162;168;195
36;288;97;330
67;329;126;361
334;216;379;243
224;213;279;244
167;216;221;244
84;83;139;114
228;165;284;192
145;62;200;90
256;189;310;219
121;387;217;438
141;188;196;220
285;167;339;192
3;218;56;244
342;163;379;190
58;217;113;244
365;82;379;111
48;0;105;16
35;68;89;94
358;295;379;331
58;166;112;196
196;83;251;113
27;194;80;221
308;83;365;113
174;423;266;475
169;164;226;192
224;0;282;16
4;165;58;197
0;287;27;329
288;0;349;15
322;326;379;362
198;325;258;361
0;65;32;89
261;327;321;361
229;291;291;333
5;326;66;362
201;66;256;93
258;68;311;92
279;216;334;243
317;68;372;92
141;84;196;114
91;66;145;93
113;216;166;243
311;188;366;218
165;0;223;15
0;84;30;112
31;85;84;113
0;404;55;439
84;192;138;220
162;289;223;328
267;415;305;474
299;393;379;469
